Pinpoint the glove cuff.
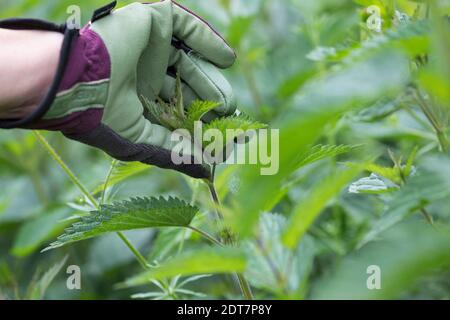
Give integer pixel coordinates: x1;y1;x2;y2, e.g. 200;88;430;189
0;19;78;129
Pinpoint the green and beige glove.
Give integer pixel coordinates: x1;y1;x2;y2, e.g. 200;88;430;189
0;0;237;179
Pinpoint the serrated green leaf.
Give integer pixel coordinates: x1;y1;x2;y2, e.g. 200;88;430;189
244;213;315;296
232;50;410;236
203;114;267;148
204;114;267;136
44;197;199;251
184;100;220;131
122;247;247;287
296;144;361;169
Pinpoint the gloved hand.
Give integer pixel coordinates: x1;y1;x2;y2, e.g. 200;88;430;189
0;0;237;179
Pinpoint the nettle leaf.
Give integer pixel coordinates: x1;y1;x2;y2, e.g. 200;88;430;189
296;144;361;169
122;247;247;287
143;72;267;148
244;213;315;297
363;162;402;184
359;157;450;247
232;50;410;236
185;100;220;128
92;162;151;195
142;95;186;131
204;114;267;135
44;197;199;251
203;114;267;148
348;173;399;194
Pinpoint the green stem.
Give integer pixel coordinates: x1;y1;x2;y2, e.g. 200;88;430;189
392;148;435;225
177;181;202;254
420;208;434;225
188;226;223;247
204;166;254;300
33;131;149;270
33;131;98;207
117;232;150;270
206;180;224;221
101;160;117;205
414;90;449;152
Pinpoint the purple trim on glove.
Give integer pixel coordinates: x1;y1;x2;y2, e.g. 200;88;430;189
27;26;110;134
59;26;111;91
25;109;104;134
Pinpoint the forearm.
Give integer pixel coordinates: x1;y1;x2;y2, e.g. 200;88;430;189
0;28;62;119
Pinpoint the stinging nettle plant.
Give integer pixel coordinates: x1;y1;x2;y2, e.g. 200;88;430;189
37;74;266;300
14;0;449;301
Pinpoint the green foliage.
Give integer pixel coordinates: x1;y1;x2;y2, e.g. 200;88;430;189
203;114;267;149
12;208;70;257
359;157;450;247
296;144;361;169
143;73;266;152
185;100;221;130
230;49;411;237
339;20;430;62
312;221;450;299
122;247;247;287
1;0;450;301
28;256;68;300
244;214;315;297
142;95;186;131
44;197;199;251
282;166;363;248
92;161;151;195
131;274;211;300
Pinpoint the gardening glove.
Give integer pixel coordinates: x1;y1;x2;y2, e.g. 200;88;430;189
0;0;237;179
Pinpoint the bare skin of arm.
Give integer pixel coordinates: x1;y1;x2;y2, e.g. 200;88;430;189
0;28;62;119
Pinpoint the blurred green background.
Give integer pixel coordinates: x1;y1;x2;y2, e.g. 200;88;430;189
0;0;449;300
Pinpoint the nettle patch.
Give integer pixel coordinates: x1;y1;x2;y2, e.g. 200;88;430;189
36;75;268;299
26;2;450;300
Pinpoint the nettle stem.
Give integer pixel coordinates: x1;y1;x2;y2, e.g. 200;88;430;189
414;89;449;152
33;131;150;270
204;164;254;300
